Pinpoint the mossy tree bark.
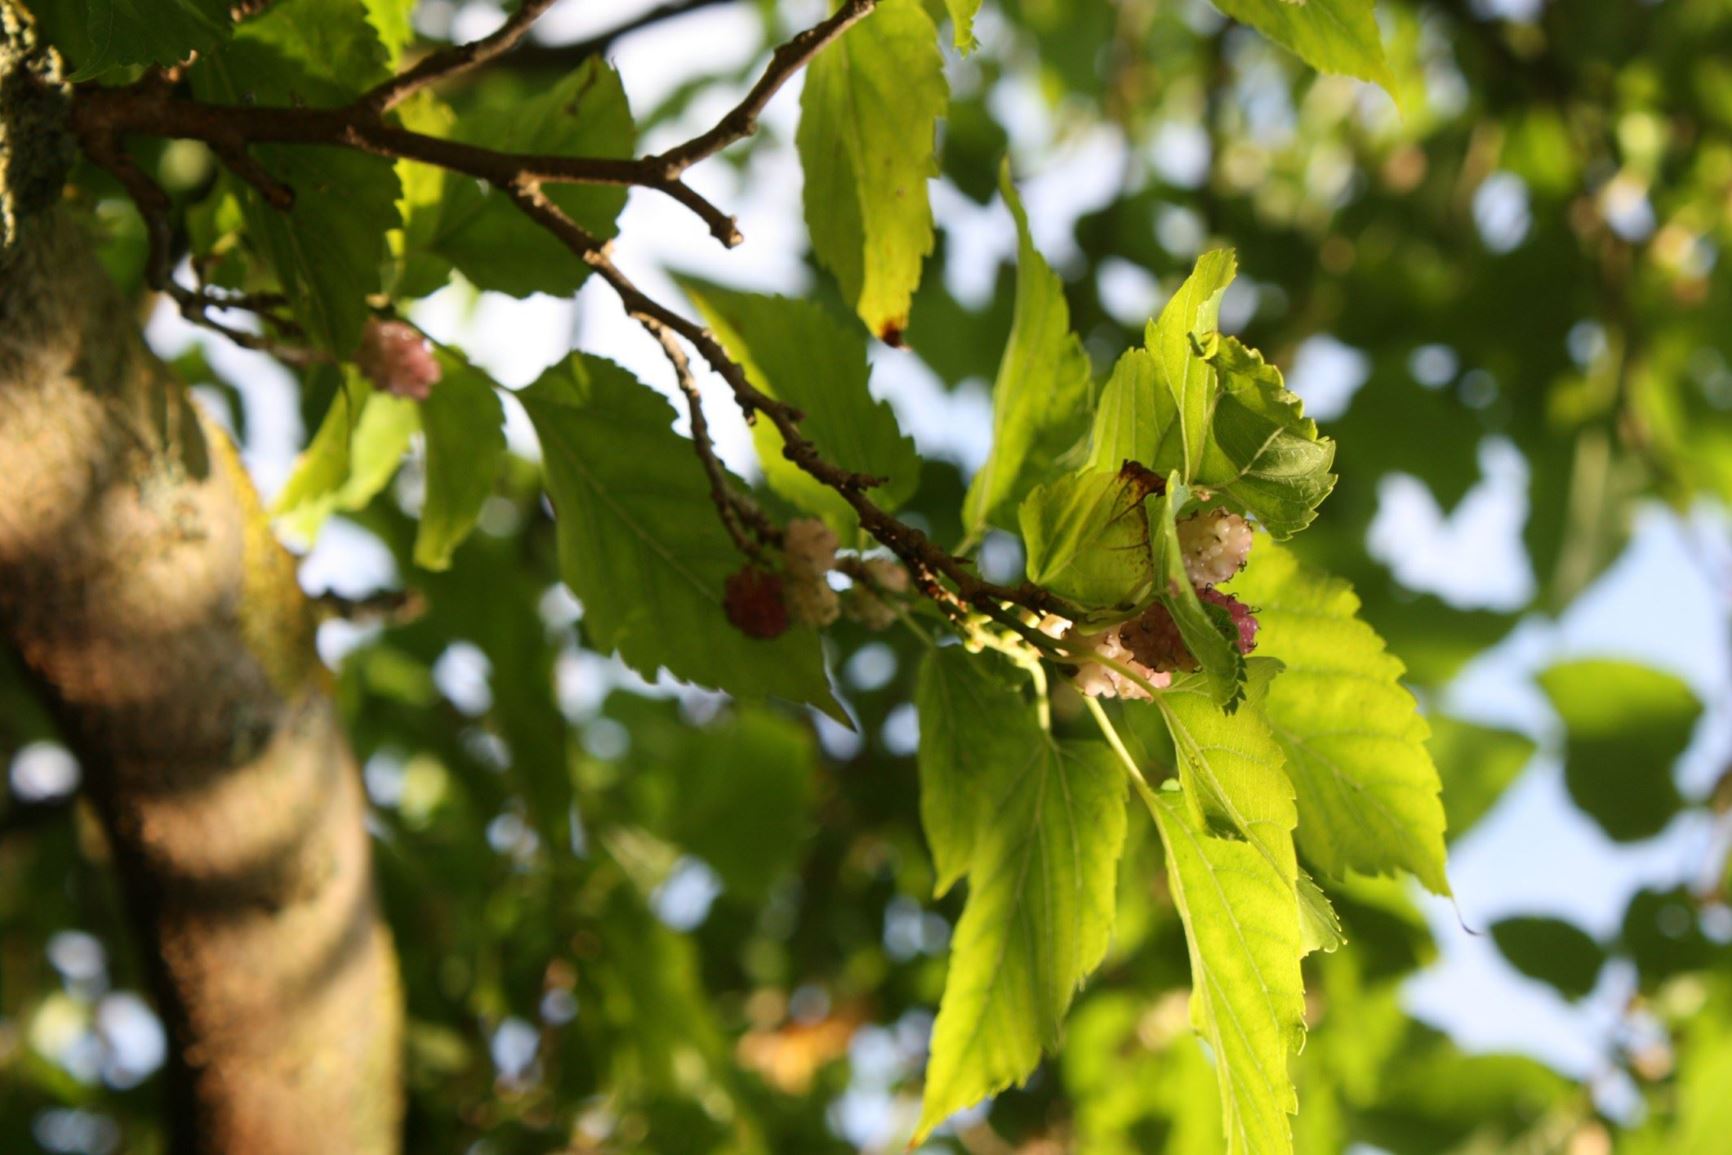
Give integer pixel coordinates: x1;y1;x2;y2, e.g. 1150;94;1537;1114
0;12;403;1150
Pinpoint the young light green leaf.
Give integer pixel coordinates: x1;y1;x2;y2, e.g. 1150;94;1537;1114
193;0;400;353
1148;477;1246;710
1201;338;1336;538
1298;870;1346;956
1152;784;1305;1155
360;0;414;62
916;736;1126;1141
519;353;841;718
421;59;634;298
1227;539;1451;893
414;349;505;571
1537;658;1699;843
797;0;946;339
1208;0;1396;95
945;0;982;51
274;369;419;546
962;164;1093;534
1088;250;1235;480
682;282;919;534
1150;658;1293;875
1019;465;1161;609
915;646;1043;896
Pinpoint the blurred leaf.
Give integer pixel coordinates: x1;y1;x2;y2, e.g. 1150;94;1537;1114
1619;888;1722;990
962;164;1093;534
945;0;981;51
797;0;945;339
659;708;820;901
683;282;920;535
1426;715;1534;842
1490;916;1606;1000
413;349;505;571
1227;540;1450;893
274;369;418;545
519;353;841;718
1209;0;1396;94
1537;658;1700;843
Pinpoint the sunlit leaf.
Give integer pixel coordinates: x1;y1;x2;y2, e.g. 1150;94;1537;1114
797;0;945;339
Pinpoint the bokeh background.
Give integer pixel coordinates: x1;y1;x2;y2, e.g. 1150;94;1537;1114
4;0;1731;1152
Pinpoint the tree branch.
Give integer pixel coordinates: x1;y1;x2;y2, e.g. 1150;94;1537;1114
362;0;562;114
73;0;1080;632
649;0;875;178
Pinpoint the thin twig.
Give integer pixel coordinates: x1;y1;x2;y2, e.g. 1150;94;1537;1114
362;0;562;114
649;0;876;178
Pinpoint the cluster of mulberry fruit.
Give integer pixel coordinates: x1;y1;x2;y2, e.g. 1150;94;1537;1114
1062;507;1259;701
356;318;441;401
724;518;912;639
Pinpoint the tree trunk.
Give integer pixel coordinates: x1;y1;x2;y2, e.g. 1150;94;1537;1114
0;18;404;1149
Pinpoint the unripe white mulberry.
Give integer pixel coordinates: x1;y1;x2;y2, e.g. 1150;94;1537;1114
862;556;911;594
783;517;839;581
787;577;841;627
356;318;441;401
1176;508;1253;587
1067;626;1170;701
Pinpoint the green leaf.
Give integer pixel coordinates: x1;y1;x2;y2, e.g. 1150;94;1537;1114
1148;476;1247;709
361;0;415;63
1227;539;1451;894
193;0;401;352
962;164;1093;534
1298;870;1347;956
797;0;946;339
1151;784;1305;1155
1208;0;1396;94
1149;658;1293;875
518;354;841;717
1019;465;1160;609
663;708;820;901
1088;250;1235;480
1489;916;1606;1000
1536;658;1700;843
945;0;983;51
413;349;505;571
421;58;634;298
1620;888;1723;991
39;0;230;76
681;282;920;534
273;369;418;546
1427;715;1535;843
914;646;1043;896
916;735;1125;1141
1200;338;1336;538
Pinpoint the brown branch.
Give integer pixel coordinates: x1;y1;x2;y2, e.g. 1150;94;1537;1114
503;183;1083;626
650;323;763;560
649;0;876;178
362;0;562;114
74;0;1078;632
